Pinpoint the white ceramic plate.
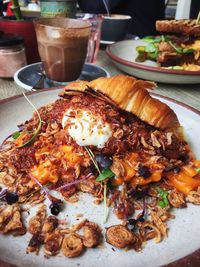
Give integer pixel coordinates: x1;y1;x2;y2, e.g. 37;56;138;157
106;40;200;84
0;90;200;267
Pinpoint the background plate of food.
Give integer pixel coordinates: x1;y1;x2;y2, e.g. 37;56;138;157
106;19;200;84
1;76;200;267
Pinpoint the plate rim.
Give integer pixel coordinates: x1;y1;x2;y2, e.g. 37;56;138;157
0;89;200;267
13;62;111;91
106;39;200;76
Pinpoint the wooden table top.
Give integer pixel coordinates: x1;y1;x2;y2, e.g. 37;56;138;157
1;50;200;111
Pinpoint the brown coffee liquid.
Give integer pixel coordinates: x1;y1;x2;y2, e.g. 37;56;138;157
38;36;88;82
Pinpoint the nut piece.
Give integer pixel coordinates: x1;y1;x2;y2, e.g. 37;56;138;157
105;225;135;248
62;234;84;258
44;231;63;256
168;189;186;208
82;221;102;248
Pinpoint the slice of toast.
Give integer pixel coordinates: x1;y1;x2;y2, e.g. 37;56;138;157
156;19;200;36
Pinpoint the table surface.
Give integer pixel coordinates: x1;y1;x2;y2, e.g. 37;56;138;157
1;50;200;111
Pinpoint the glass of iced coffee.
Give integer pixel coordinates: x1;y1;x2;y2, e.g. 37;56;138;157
34;18;91;83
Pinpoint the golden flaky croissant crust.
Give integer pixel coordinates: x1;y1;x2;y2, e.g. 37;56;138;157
62;75;180;132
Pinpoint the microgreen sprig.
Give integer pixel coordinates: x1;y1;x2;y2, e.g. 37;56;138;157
17;92;42;148
12;131;21;140
103;182;108;223
84;146;115;223
84;146;101;174
168;41;194;54
96;168;115;182
156;187;169;208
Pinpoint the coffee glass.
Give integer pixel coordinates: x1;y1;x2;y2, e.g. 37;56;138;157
76;14;103;63
34;18;91;82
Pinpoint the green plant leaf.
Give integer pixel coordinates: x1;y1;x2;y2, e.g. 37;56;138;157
96;168;115;182
17;93;42;148
168;41;194;54
182;48;194;54
156;187;169;208
142;36;155;43
12;131;21;140
136;46;146;53
158;200;168;208
195;168;200;173
145;43;157;53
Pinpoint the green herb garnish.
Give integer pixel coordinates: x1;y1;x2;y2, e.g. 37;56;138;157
168;41;194;54
145;43;157;53
103;183;108;223
12;131;21;140
195;168;200;173
142;36;155;43
142;35;171;44
136;46;146;53
157;187;169;208
17;93;42;148
96;168;115;182
84;147;115;223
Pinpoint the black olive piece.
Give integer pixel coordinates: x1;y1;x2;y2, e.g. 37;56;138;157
128;218;137;226
173;166;181;174
178;153;189;162
138;216;145;222
138;165;151;179
50;202;61;216
4;191;19;204
95;154;113;169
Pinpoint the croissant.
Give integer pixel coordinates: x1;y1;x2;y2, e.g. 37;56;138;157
62;75;180;134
